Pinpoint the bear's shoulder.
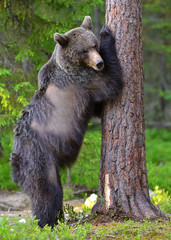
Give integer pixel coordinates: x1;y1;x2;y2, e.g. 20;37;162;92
38;58;70;90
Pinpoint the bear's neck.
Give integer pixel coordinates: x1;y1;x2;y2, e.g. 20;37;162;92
58;60;92;85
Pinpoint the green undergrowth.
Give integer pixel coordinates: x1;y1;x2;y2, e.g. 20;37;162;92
146;129;171;193
0;128;19;191
0;162;19;191
0;126;171;195
61;123;101;189
61;126;171;194
151;186;171;214
0;214;170;240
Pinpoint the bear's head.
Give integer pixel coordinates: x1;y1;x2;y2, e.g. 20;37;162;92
54;16;104;72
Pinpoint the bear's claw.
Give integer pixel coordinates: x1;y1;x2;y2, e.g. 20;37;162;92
100;25;111;36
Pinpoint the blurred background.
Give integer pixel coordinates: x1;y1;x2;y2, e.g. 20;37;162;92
0;1;170;209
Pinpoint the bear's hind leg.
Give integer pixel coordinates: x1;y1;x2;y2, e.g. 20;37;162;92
31;182;63;228
30;162;63;228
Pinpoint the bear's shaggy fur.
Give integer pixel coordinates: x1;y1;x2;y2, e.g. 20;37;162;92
11;16;123;228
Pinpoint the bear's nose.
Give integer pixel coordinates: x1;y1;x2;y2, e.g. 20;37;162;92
96;60;104;71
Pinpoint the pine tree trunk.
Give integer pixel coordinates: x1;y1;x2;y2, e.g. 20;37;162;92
93;0;165;219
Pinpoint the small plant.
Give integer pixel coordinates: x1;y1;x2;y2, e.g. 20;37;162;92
63;204;90;222
151;186;171;214
63;204;79;221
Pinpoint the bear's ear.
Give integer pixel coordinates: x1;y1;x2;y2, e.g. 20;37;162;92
81;16;92;30
54;33;69;47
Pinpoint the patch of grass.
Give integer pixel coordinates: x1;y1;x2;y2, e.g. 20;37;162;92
0;214;170;240
146;129;171;193
145;129;171;165
147;161;171;194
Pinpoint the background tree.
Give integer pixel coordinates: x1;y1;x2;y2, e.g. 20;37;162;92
143;0;171;123
93;0;166;219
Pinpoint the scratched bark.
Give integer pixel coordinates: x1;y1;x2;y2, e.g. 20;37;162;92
94;0;165;218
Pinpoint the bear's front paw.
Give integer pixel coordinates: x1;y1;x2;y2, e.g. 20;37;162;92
100;25;111;39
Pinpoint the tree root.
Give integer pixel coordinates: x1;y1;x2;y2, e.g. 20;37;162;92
92;194;170;221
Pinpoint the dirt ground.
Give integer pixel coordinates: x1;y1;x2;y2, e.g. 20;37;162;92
0;190;85;220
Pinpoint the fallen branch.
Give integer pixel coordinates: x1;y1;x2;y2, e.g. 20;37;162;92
72;189;97;195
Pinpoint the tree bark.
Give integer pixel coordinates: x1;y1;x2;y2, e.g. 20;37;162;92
93;0;165;219
93;7;102;42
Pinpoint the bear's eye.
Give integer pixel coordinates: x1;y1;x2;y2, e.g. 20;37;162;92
92;44;98;50
82;50;88;55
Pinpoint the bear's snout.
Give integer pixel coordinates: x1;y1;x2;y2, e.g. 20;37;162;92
85;50;104;71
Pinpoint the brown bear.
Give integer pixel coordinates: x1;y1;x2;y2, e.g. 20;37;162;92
11;16;123;228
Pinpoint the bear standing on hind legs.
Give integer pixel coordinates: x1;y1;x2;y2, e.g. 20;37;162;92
11;16;123;228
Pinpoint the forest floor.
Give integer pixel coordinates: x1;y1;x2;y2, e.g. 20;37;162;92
0;190;85;220
0;190;170;240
